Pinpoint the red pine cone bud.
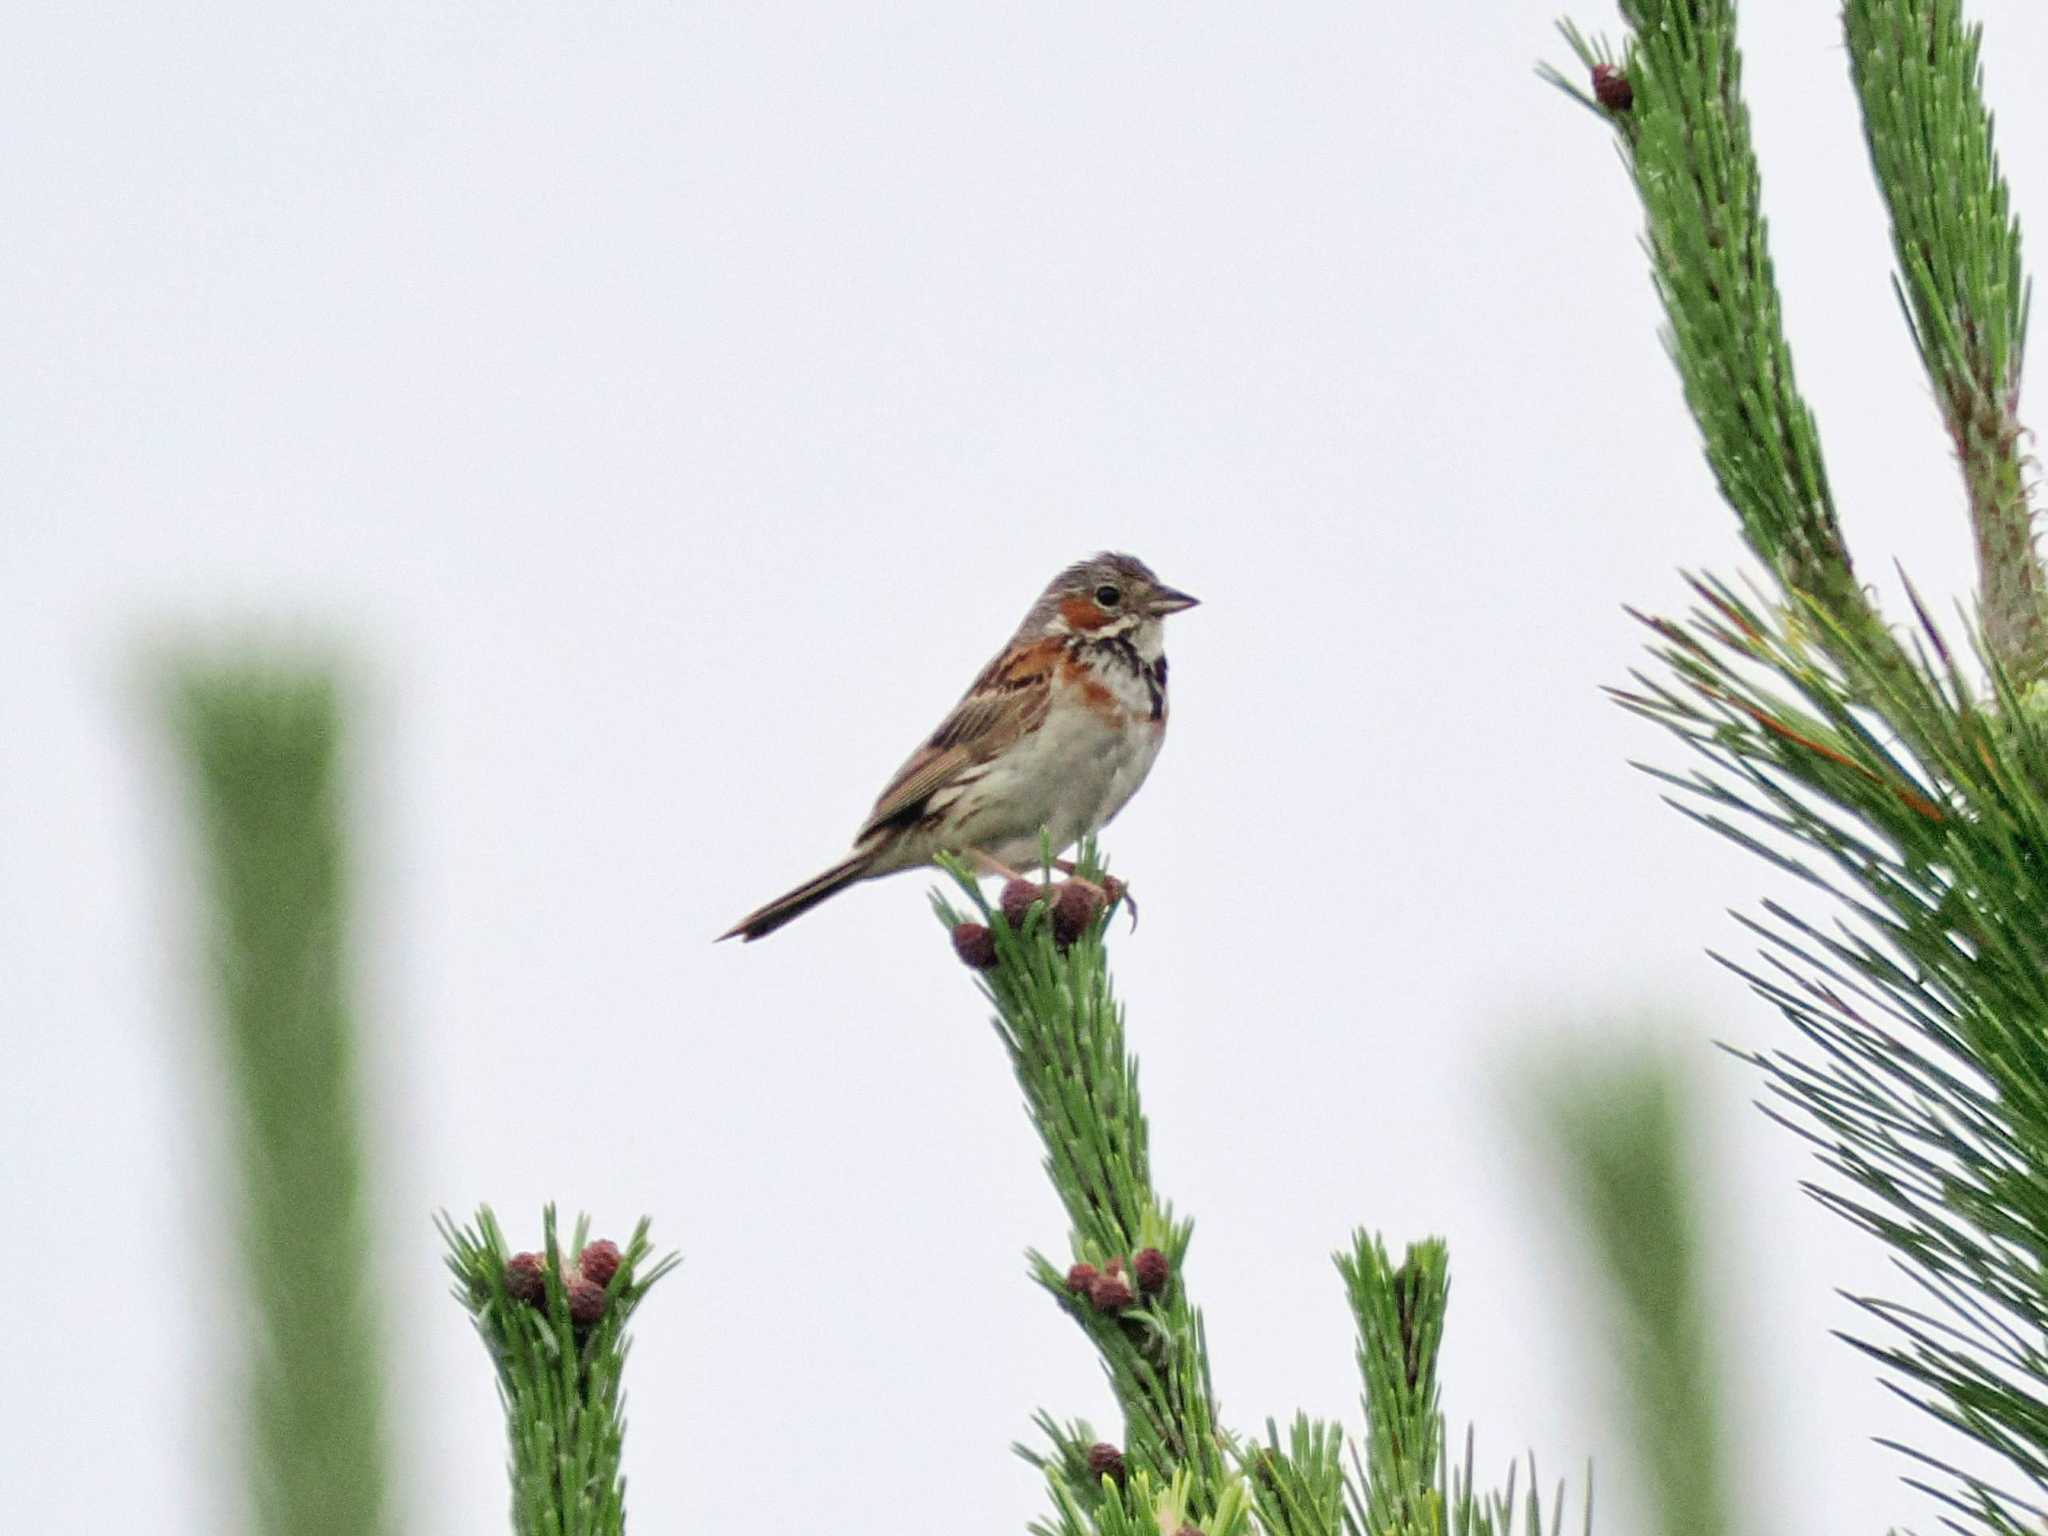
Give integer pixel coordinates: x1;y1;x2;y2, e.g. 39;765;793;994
1086;1442;1127;1487
505;1251;547;1307
579;1239;622;1288
1591;63;1632;112
1175;1528;1204;1536
951;921;999;970
1050;880;1105;947
1000;877;1050;929
1089;1271;1136;1312
567;1275;607;1326
1065;1262;1100;1296
1134;1247;1169;1297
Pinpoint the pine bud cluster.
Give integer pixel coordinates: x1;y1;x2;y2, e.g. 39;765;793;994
502;1239;627;1327
1086;1442;1127;1488
1592;62;1632;112
1002;876;1109;948
1064;1248;1171;1311
950;922;999;970
951;875;1115;970
1133;1247;1170;1297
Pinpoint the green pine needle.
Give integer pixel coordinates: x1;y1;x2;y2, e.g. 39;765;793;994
439;1206;678;1536
1845;0;2044;680
1619;577;2048;1528
934;843;1233;1526
170;663;392;1536
1340;1235;1450;1534
1534;1059;1731;1536
935;845;1585;1536
1557;2;2048;1514
1545;0;1938;735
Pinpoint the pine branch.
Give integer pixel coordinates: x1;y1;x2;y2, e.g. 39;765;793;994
1614;585;2048;1529
169;663;391;1536
1555;4;2048;1516
439;1206;678;1536
1246;1415;1348;1536
1553;6;1851;604
936;849;1242;1534
1339;1236;1448;1535
1845;0;2044;682
936;849;1586;1536
1544;5;1932;732
1535;1057;1732;1536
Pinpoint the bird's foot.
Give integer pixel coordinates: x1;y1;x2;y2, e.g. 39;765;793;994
967;849;1133;935
1051;860;1135;930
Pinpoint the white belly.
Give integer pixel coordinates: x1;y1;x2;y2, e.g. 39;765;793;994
946;681;1166;865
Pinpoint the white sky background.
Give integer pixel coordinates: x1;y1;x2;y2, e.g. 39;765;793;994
8;2;2048;1531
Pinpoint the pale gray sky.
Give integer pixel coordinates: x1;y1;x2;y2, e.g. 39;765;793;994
8;3;2048;1531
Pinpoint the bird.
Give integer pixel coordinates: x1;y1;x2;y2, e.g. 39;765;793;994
720;551;1199;942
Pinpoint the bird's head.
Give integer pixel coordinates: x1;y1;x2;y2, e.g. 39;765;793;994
1022;552;1199;645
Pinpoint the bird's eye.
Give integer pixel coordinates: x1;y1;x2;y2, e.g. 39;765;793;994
1094;584;1122;607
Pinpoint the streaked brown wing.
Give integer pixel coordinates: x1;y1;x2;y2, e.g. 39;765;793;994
856;637;1061;841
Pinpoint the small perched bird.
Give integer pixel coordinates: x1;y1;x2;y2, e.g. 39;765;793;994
720;551;1198;941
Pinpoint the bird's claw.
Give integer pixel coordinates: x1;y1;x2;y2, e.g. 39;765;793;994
1101;875;1137;930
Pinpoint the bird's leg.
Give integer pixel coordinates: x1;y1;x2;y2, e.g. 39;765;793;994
966;848;1030;883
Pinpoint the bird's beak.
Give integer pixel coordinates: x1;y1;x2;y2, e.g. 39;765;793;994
1148;585;1200;616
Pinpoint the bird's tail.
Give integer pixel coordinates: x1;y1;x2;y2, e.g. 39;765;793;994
718;852;872;942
